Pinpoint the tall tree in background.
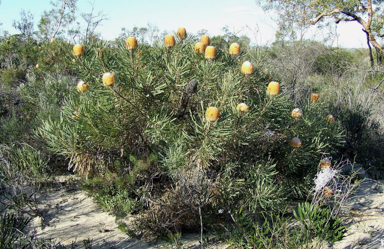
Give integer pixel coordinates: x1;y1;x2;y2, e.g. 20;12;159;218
12;10;35;39
81;1;108;44
38;0;77;40
257;0;384;52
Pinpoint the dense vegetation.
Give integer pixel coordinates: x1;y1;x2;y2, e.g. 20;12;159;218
1;2;384;248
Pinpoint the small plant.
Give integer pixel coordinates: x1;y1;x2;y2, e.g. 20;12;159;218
164;232;183;249
0;213;31;248
217;207;305;248
82;238;93;249
293;202;346;242
293;158;360;243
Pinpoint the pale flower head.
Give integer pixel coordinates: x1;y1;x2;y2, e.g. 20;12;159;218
314;167;337;193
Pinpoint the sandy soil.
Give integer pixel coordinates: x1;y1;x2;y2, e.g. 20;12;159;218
27;176;384;249
27;175;226;248
332;178;384;249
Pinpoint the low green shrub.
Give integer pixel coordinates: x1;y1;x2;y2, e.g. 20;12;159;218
293;202;346;242
0;213;31;249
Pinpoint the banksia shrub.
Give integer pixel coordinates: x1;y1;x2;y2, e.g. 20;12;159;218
37;33;345;238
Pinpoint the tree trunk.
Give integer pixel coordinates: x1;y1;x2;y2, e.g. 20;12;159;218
363;29;374;71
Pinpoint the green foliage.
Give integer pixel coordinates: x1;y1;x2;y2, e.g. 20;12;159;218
313;48;353;76
2;4;383;246
0;144;48;218
293;202;346;242
0;213;31;249
35;34;345;238
217;207;305;248
0;213;70;248
37;0;78;40
83;176;139;216
0;68;26;89
11;143;49;178
257;0;384;54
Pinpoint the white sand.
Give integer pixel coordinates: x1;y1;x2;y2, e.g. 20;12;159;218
27;176;384;249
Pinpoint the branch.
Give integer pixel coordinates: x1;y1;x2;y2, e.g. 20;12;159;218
51;0;67;39
311;8;367;27
370;77;384;92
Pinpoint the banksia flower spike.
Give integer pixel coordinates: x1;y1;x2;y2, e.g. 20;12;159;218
200;35;210;46
291;108;303;120
205;46;217;60
229;43;240;56
195;42;205;53
310;93;319;103
35;64;40;69
322;186;333;197
177;28;187;41
237;103;249;115
72;59;76;63
77;80;89;93
102;72;115;87
290;137;302;148
73;44;84;56
326;114;335;123
97;48;104;57
126;37;138;50
267;81;280;96
241;61;254;75
320;158;332;171
38;46;42;50
206;107;220;123
164;34;175;48
6;40;10;45
50;38;55;43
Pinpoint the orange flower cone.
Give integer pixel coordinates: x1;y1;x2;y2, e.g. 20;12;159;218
206;107;220;122
177;28;187;40
267;81;280;96
126;37;138;50
164;34;175;48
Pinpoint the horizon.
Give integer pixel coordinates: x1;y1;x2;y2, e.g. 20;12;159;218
0;0;370;48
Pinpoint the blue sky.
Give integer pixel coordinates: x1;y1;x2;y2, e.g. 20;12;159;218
0;0;368;48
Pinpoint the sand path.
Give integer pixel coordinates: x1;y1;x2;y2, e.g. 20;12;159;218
27;176;384;248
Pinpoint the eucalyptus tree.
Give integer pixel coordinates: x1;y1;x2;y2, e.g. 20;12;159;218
12;10;35;39
257;0;384;52
37;0;78;40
